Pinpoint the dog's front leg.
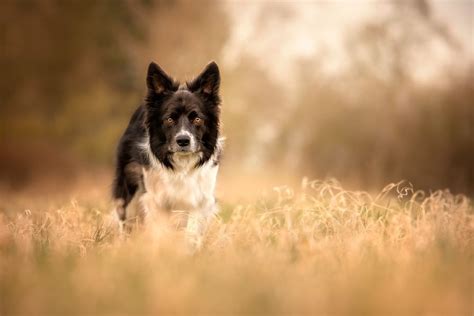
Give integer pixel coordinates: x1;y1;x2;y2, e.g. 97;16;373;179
185;211;211;252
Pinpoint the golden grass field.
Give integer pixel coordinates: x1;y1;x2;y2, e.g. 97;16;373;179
0;177;472;315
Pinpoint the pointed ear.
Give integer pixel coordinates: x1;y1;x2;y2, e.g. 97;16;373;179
188;61;220;96
147;62;174;94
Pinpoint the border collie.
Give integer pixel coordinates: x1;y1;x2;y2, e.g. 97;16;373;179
112;61;222;248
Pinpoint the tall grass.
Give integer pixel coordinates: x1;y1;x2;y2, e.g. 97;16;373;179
0;179;472;315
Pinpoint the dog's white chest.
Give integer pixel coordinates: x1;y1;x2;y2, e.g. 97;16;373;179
141;157;218;213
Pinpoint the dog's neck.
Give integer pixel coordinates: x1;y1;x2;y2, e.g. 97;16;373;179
170;153;201;173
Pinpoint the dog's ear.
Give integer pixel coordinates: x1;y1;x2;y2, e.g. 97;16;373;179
188;61;220;96
147;62;174;94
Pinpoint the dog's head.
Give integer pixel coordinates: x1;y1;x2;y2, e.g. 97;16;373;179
144;61;221;169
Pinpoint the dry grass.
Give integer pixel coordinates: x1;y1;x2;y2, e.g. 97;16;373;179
0;179;473;315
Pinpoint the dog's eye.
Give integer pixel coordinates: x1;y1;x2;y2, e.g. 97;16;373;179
166;118;174;125
193;117;203;126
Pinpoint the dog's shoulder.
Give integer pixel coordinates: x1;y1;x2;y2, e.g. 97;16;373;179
123;105;147;139
211;137;225;167
116;105;150;167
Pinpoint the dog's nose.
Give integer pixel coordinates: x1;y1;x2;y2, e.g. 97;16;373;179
176;135;190;147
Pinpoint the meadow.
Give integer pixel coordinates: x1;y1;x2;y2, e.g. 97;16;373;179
1;1;473;315
1;177;472;315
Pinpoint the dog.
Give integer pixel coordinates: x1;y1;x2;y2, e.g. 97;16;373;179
112;61;222;248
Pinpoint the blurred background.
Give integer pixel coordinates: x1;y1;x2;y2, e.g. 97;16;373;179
0;0;472;195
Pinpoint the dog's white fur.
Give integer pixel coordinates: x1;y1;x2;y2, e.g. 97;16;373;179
127;136;222;249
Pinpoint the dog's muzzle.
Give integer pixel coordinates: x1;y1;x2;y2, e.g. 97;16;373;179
172;130;197;153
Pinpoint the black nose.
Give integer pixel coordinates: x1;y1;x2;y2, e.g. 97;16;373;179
176;135;190;147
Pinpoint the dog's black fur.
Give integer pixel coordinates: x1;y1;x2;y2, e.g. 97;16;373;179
112;61;221;221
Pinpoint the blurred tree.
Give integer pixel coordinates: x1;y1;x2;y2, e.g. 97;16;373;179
266;1;473;192
1;0;150;116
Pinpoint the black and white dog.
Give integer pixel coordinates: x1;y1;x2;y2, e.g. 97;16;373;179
112;61;222;247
